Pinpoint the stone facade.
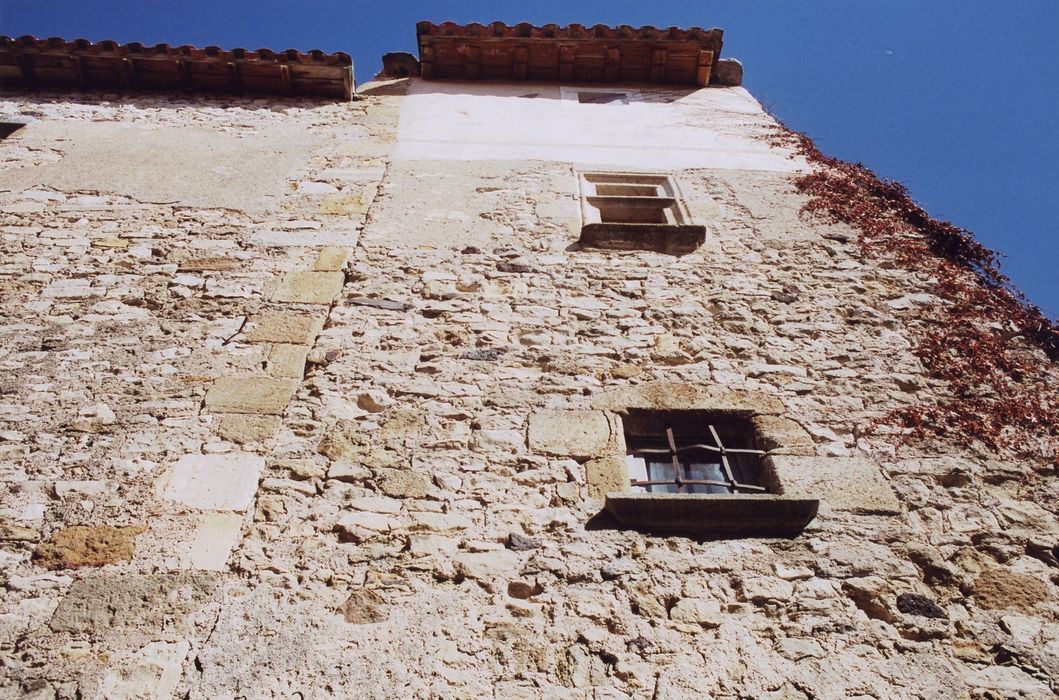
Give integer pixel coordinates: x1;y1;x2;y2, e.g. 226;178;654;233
1;66;1057;700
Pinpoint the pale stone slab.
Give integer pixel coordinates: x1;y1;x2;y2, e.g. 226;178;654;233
271;271;344;304
101;640;190;700
204;377;298;415
243;311;325;345
179;512;243;571
266;344;310;378
768;456;901;515
162;453;265;511
314;246;350;271
527;410;611;457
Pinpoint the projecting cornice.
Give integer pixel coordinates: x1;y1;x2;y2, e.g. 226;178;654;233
416;21;725;86
0;35;354;100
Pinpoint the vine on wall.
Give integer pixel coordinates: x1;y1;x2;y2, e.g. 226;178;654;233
772;127;1058;459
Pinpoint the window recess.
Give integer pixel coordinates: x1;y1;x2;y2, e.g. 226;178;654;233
577;172;706;255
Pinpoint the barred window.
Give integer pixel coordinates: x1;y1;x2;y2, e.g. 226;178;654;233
623;412;768;495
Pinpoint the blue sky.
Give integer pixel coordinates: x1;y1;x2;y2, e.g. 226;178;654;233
3;1;1057;317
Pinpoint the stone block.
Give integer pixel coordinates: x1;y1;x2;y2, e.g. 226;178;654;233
585;456;628;498
49;573;220;635
204;377;298;415
34;524;146;570
314;246;349;271
214;414;283;444
751;415;816;455
377;469;432;498
266;344;310;378
162;453;265;511
592;381;785;415
973;569;1053;612
527;410;611;457
271;271;344;304
767;456;901;515
101;641;190;700
243;311;325;344
178;512;244;571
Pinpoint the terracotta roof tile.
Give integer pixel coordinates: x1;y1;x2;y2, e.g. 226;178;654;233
0;35;353;100
416;21;724;86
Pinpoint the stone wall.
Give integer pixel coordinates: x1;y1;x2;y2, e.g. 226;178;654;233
1;79;1057;699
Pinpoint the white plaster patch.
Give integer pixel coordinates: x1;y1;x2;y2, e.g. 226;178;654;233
394;79;807;172
161;453;264;511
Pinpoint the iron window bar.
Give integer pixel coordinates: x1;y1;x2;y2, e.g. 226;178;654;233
629;424;767;494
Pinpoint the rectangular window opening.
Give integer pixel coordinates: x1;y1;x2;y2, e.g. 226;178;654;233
622;411;768;495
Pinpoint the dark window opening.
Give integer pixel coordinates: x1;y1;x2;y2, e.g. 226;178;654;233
577;91;629;105
623;411;768;495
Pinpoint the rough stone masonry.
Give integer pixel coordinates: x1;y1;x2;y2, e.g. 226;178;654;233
1;33;1059;700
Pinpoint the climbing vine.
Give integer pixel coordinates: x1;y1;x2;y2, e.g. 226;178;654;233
771;126;1058;459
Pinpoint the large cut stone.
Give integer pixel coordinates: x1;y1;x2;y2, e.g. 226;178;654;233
178;513;244;571
214;414;283;444
973;569;1052;612
100;641;190;700
205;377;298;415
585;456;628;499
243;311;325;344
162;452;265;511
751;415;816;455
527;410;611;457
767;456;901;515
34;524;146;570
49;572;220;635
271;271;344;304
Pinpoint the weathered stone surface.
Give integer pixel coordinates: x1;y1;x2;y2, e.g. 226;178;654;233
314;246;350;271
178;513;244;571
162;453;265;511
214;414;283;444
0;524;39;542
204;377;299;415
318;420;363;460
973;569;1053;611
34;524;146;570
751;415;816;454
377;469;432;498
100;641;190;700
585;456;628;498
266;343;310;378
768;456;902;515
49;573;220;634
455;551;520;582
271;271;344;304
527;410;611;457
337;589;388;624
243;311;325;344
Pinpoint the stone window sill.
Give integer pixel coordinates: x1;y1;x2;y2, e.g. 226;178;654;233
579;223;706;256
604;493;819;538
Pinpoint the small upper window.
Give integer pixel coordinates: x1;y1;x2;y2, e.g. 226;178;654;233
0;116;32;139
560;87;638;105
623;411;768;495
576;171;706;255
577;91;629;105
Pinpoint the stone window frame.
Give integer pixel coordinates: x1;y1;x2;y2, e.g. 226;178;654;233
574;170;707;255
527;383;823;538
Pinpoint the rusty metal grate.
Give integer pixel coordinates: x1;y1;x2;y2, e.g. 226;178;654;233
628;424;766;494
